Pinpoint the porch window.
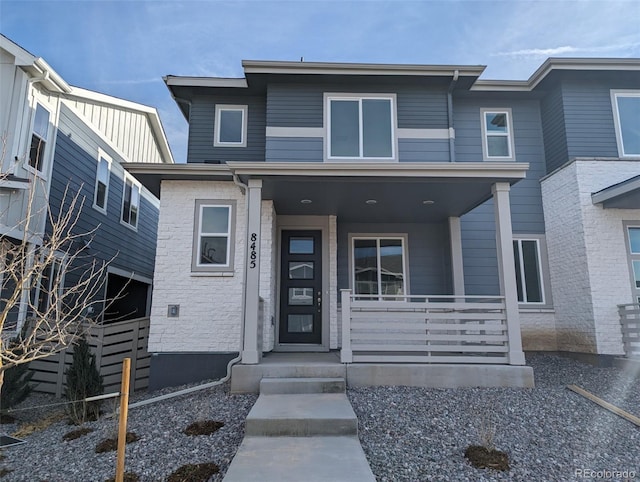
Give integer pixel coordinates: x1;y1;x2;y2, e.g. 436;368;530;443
481;108;514;160
192;200;236;272
93;150;111;213
513;238;544;304
28;103;50;172
214;105;248;147
327;94;395;160
624;225;640;302
352;236;406;298
611;91;640;157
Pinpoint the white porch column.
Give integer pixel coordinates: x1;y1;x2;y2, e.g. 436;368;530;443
448;216;465;297
492;182;526;365
242;179;262;364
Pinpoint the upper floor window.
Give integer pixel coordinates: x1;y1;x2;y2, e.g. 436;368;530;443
121;174;140;229
192;200;236;272
29;104;50;171
481;108;514;161
327;94;395;160
352;236;406;299
612;91;640;157
214;105;247;147
93;150;111;213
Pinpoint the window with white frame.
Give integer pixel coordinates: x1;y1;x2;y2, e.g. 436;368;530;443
121;174;140;229
513;238;544;304
214;105;247;147
625;225;640;303
28;103;51;171
192;200;236;272
481;108;514;160
93;150;111;213
327;94;395;160
611;91;640;157
352;236;406;298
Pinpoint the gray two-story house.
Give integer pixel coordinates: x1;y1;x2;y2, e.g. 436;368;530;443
1;35;174;394
128;58;640;390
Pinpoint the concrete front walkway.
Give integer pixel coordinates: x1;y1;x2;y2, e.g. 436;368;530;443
223;374;375;481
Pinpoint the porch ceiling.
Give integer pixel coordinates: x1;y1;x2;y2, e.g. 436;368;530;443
231;162;529;223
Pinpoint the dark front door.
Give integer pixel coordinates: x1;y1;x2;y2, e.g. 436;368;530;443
279;230;322;344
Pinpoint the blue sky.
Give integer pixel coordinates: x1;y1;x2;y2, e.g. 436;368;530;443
1;0;639;163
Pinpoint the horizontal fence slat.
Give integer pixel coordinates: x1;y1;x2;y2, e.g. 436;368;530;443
352;344;509;352
351;322;506;332
350;333;509;343
352;355;509;364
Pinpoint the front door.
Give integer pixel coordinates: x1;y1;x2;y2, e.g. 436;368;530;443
279;230;322;344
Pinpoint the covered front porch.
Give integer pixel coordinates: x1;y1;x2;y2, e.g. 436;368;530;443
232;161;530;382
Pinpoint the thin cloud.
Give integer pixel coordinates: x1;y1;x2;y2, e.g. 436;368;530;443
97;78;161;86
495;46;579;57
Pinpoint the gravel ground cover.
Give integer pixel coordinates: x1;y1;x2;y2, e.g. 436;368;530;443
1;354;638;481
349;354;640;481
0;382;257;481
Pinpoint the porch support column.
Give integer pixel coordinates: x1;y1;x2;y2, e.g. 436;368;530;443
448;216;465;298
492;182;525;365
242;179;262;364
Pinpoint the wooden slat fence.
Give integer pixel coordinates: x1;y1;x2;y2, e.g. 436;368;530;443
341;291;509;364
29;317;151;398
618;304;640;358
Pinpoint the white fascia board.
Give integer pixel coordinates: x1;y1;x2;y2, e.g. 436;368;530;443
0;34;37;66
124;163;234;177
226;161;529;180
242;60;486;77
164;76;248;88
591;175;640;205
474;58;640;92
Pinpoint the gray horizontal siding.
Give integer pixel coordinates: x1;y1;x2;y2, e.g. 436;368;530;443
398;139;450;162
48;127;158;283
541;86;568;173
562;81;619;159
337;222;451;295
265;137;323;162
267;84;324;128
187;94;266;163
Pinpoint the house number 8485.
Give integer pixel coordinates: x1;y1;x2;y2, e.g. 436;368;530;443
249;233;257;268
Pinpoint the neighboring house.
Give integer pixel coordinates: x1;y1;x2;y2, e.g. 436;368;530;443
0;34;174;337
127;57;640;390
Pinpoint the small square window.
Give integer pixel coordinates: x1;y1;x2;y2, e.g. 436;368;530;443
481;109;514;161
214;105;247;147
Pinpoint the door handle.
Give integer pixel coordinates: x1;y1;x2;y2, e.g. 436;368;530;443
317;291;321;312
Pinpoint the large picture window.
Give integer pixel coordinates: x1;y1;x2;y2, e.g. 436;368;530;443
352;236;406;299
121;174;140;229
327;95;395;160
29;103;50;172
214;105;247;147
192;200;236;272
612;91;640;157
513;238;544;304
481;108;514;160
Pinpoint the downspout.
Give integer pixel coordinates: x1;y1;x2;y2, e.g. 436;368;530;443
126;172;248;410
447;70;459;162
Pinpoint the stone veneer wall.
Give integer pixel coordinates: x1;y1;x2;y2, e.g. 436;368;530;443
149;180;275;354
519;311;558;351
541;160;640;355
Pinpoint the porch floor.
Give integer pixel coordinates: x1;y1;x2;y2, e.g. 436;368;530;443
230;351;535;392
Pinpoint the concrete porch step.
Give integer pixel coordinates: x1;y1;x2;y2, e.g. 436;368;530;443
244;393;358;436
223;436;376;481
260;377;346;394
231;361;346;393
